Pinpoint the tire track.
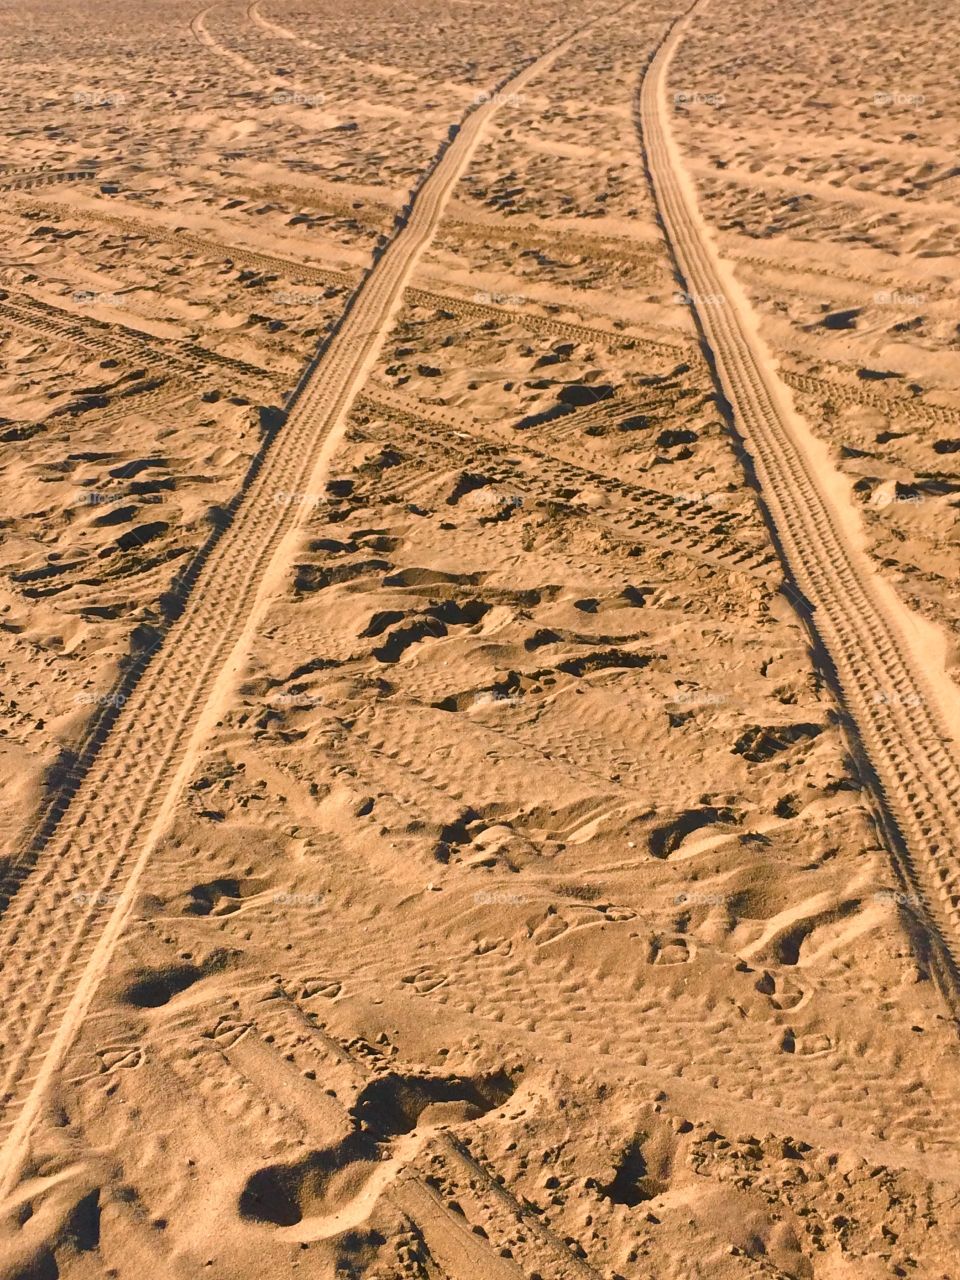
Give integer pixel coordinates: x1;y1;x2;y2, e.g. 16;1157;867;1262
6;198;359;290
0;294;274;383
245;0;324;53
403;283;696;361
638;3;960;1007
357;386;776;577
6;194;684;359
782;368;960;430
0;167;97;193
190;5;268;80
0;17;600;1197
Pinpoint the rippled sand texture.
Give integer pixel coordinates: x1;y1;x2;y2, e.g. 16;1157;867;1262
0;1;958;1277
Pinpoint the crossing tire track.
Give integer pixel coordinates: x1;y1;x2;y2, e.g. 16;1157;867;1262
357;386;777;577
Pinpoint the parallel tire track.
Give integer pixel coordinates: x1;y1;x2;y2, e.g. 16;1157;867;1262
5;196;359;289
190;5;267;79
0;20;596;1196
638;5;960;1004
0;294;273;382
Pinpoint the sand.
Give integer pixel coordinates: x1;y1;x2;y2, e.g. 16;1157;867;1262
1;0;959;1277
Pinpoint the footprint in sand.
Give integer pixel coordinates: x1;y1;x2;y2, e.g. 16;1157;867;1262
299;977;343;1001
531;911;571;946
755;969;809;1011
97;1044;144;1072
794;1032;834;1057
474;937;512;956
401;967;448;994
207;1016;253;1048
239;1068;518;1237
602;905;638;922
649;935;695;965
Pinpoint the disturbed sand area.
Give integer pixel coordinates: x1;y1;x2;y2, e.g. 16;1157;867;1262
1;0;960;1278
